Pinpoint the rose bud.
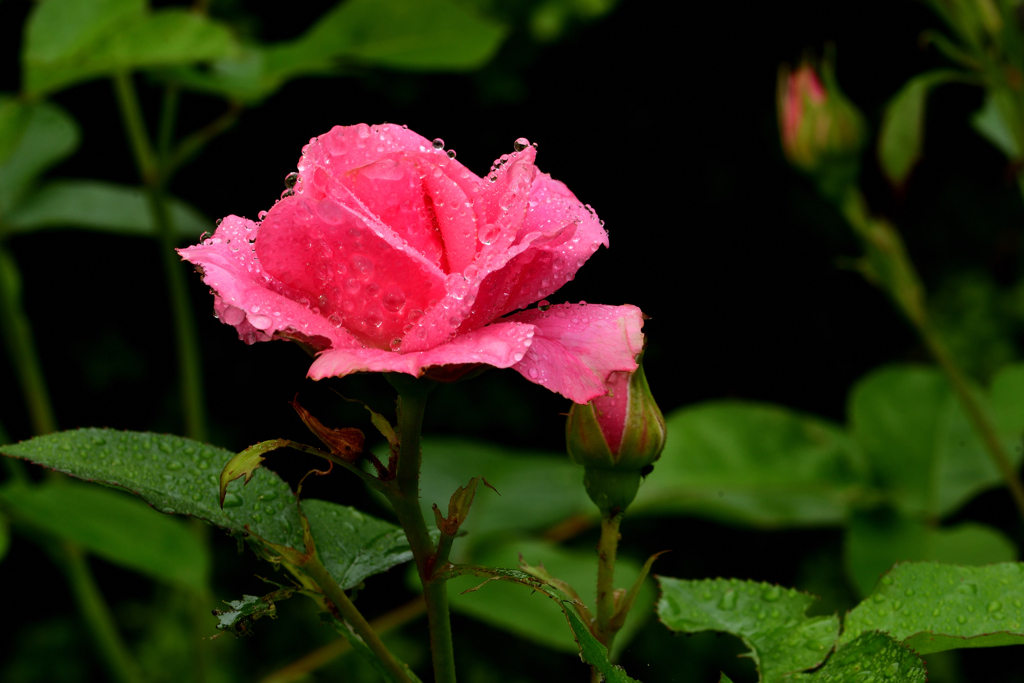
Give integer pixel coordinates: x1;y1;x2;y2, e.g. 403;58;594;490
566;359;666;515
777;57;865;199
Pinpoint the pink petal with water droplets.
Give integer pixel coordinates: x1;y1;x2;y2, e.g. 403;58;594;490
255;189;447;350
421;163;478;273
506;303;644;404
457;174;609;331
307;321;537;379
178;215;360;350
298;123;437;178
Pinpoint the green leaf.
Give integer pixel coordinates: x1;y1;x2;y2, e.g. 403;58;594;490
971;88;1022;159
842;562;1024;654
23;0;238;96
5;180;210;240
219;439;285;508
877;70;963;186
166;0;506;103
447;538;654;657
656;577;839;683
793;632;926;682
212;588;294;636
634;401;865;526
411;438;593;552
849;364;1024;517
303;500;412;590
1;429;418;589
0;479;209;589
1;428;304;548
719;675;735;683
0;97;79;217
559;602;641;683
297;0;506;72
845;508;1017;596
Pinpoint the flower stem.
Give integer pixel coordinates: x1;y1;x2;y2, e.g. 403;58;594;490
111;73;207;441
259;597;426;683
303;555;415;683
0;244;57;436
840;189;1024;523
595;512;622;651
384;374;457;683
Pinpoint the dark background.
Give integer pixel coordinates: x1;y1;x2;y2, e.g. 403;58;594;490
2;0;1023;681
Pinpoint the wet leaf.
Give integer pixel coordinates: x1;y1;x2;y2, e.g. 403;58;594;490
0;479;209;589
1;428;304;548
303;500;413;590
636;402;865;526
844;509;1016;596
656;577;839;683
793;632;926;682
5;180;209;239
841;562;1024;654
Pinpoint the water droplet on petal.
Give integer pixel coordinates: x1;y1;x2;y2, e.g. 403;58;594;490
513;137;530;152
447;149;456;159
432;138;444;150
284;172;299;189
258;210;268;220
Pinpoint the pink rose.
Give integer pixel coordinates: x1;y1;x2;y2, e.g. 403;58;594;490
179;124;643;403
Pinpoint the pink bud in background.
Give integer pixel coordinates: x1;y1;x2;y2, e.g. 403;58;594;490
776;57;865;189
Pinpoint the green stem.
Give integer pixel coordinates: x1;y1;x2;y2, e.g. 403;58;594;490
112;74;207;441
57;544;144;683
0;243;57;435
303;555;414;683
259;598;426;683
920;326;1024;518
840;188;1024;524
595;513;622;651
384;374;457;683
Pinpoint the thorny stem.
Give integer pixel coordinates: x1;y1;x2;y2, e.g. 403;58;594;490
304;555;415;683
258;598;426;683
112;73;207;442
840;189;1024;524
384;374;457;683
0;244;57;435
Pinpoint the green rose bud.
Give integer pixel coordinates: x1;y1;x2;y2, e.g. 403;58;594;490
566;359;666;514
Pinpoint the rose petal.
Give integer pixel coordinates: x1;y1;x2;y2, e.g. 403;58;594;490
592;370;630;453
307;321;537;379
298;123;438;178
506;303;644;403
178;215;360;349
456;174;609;331
256;189;447;350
